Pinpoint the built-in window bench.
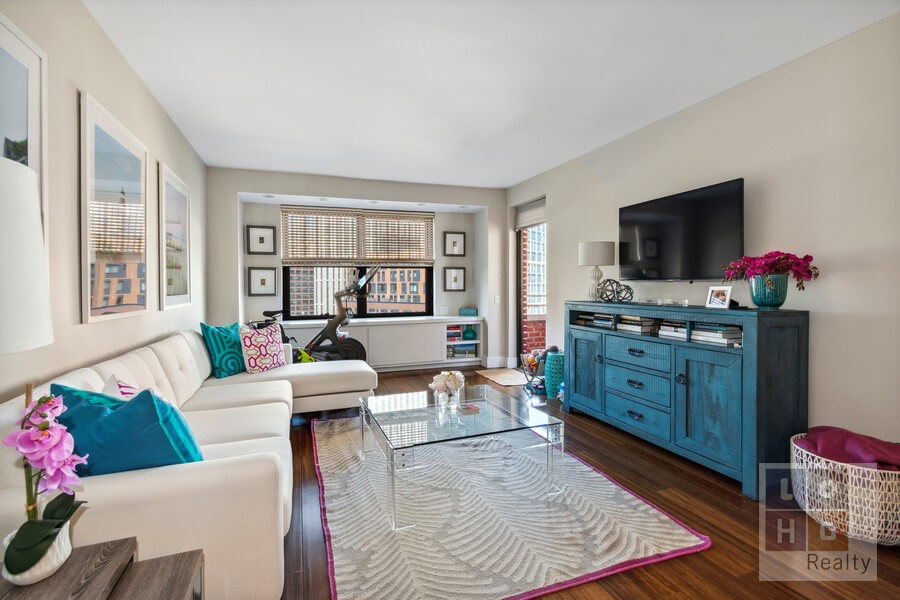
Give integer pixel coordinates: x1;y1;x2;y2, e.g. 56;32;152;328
282;315;484;370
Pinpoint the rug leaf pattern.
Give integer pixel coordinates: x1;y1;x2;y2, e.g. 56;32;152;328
313;417;709;600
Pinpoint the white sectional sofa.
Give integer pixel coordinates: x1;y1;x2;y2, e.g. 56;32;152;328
0;330;377;600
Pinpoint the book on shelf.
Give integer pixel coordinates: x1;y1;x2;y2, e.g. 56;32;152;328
658;331;687;340
619;315;655;324
691;335;740;346
617;325;656;334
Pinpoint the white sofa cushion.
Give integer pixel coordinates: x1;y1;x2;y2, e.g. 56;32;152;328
92;348;178;404
200;436;293;534
182;380;292;412
183;403;290;445
201;360;377;399
149;334;208;407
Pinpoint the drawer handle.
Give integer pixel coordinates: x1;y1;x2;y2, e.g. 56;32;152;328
626;409;643;421
627;348;644;357
675;373;686;385
594;355;603;364
626;379;643;389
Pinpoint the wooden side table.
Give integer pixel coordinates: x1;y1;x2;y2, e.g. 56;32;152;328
0;537;202;599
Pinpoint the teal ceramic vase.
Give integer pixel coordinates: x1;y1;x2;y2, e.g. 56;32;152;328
544;352;565;400
749;274;788;309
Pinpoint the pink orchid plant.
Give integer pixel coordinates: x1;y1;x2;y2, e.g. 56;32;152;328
3;395;87;521
723;251;820;290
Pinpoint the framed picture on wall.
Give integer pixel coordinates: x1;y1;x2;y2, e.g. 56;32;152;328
246;225;277;255
443;231;466;256
1;12;48;242
248;267;278;296
159;163;191;309
80;92;149;323
443;267;465;292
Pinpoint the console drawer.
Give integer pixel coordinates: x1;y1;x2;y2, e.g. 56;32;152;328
605;363;671;408
606;335;671;373
605;392;671;442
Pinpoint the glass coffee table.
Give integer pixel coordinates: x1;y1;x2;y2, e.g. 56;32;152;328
359;384;564;530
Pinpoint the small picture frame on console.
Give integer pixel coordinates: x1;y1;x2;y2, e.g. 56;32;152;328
705;285;732;309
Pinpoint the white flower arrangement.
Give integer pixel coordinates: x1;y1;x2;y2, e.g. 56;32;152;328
429;371;465;395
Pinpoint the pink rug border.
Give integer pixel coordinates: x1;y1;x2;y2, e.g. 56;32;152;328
310;417;711;600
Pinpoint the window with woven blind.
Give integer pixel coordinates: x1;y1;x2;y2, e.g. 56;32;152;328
281;206;434;265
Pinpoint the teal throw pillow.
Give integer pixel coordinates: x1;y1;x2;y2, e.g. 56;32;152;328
200;322;246;378
52;384;202;477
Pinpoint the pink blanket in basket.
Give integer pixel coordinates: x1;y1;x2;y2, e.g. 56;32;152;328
794;426;900;471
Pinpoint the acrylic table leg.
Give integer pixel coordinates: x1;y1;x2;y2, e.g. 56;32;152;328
359;405;366;459
387;449;397;530
546;422;564;498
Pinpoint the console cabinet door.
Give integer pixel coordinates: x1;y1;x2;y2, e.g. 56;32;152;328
674;347;742;470
567;329;602;411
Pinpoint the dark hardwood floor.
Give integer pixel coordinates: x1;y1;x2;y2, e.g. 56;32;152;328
283;368;899;599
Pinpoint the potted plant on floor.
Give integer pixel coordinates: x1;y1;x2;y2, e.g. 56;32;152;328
723;251;819;309
1;389;87;585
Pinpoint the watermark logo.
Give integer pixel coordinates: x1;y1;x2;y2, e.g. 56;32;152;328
758;463;878;581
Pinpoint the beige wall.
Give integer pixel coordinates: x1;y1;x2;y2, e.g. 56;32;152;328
207;168;508;365
507;14;900;439
0;0;207;402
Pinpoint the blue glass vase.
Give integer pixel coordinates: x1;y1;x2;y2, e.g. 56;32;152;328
749;274;788;309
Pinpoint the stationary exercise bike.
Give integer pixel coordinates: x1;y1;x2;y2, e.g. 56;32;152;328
249;267;378;362
303;266;378;361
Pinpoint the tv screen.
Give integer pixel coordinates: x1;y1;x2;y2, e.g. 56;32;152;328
619;179;743;281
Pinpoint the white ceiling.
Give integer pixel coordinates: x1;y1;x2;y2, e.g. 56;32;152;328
84;0;900;188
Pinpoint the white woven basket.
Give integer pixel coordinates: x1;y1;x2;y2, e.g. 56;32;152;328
790;434;900;545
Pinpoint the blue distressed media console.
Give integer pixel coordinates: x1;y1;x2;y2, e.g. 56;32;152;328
563;301;809;499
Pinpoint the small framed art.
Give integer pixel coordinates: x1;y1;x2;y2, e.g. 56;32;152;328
443;231;466;256
246;225;276;255
705;285;732;309
443;267;465;292
248;267;278;296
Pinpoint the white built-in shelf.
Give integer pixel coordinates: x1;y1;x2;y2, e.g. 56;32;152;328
446;340;481;345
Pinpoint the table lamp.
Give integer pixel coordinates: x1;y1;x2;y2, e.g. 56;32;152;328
578;241;615;301
0;158;54;414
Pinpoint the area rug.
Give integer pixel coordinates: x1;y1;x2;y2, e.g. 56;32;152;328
475;368;529;387
312;418;710;599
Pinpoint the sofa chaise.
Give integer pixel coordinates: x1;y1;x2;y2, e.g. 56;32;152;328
0;329;377;599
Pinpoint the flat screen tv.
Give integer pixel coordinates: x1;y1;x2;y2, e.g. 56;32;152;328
619;178;743;281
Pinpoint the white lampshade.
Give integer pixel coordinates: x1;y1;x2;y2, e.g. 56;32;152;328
0;159;53;354
578;241;615;267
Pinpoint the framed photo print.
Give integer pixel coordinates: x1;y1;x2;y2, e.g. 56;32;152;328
443;231;466;257
80;92;149;323
246;225;276;255
248;267;278;296
1;12;48;241
705;285;732;309
159;163;191;309
443;267;465;292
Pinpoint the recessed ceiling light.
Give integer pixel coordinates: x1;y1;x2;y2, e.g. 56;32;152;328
263;194;274;199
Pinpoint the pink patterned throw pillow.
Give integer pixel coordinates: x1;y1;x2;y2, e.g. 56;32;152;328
101;374;176;406
239;324;286;374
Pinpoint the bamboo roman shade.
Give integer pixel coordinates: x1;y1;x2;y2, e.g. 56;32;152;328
281;205;434;266
515;197;547;230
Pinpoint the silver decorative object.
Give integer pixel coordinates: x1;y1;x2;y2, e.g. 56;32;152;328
597;279;634;302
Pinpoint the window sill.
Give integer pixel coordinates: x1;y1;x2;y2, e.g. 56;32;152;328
282;314;483;329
